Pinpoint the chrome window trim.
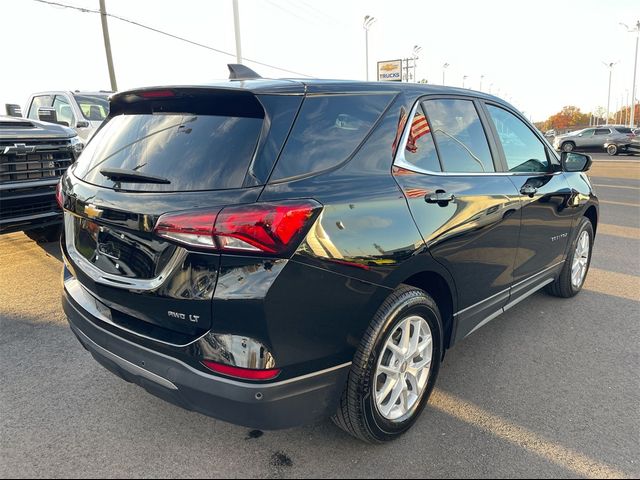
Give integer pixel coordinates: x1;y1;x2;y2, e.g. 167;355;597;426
394;97;562;177
64;211;188;291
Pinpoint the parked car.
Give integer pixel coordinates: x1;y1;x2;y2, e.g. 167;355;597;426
553;125;634;152
59;66;598;443
604;133;640;155
544;129;556;137
24;91;111;142
0;115;83;240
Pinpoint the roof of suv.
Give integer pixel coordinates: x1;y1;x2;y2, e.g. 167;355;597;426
113;78;507;105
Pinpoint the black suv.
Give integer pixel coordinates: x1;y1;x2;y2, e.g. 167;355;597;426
60;69;598;443
0;116;82;240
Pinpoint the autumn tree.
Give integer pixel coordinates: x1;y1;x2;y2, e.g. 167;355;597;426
543;106;590;131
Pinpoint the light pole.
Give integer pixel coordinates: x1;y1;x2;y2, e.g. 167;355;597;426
479;75;485;92
99;0;117;91
363;15;376;81
442;63;449;85
625;89;629;125
462;75;468;88
489;82;494;94
412;45;422;83
621;21;639;126
603;61;618;124
232;0;242;63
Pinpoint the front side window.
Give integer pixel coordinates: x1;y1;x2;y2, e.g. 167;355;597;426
402;104;441;172
422;99;495;173
580;129;595;137
27;95;53;119
53;96;75;127
487;105;549;173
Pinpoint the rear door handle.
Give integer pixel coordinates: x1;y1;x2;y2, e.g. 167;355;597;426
425;191;455;204
520;185;537;197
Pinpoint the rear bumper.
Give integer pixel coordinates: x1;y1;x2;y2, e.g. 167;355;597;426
62;281;350;430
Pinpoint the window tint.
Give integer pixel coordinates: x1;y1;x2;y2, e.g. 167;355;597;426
422;99;494;173
271;94;393;181
487;105;549;173
28;95;53;119
53;96;75;127
594;128;611;135
402;104;441;172
74;114;263;192
614;127;632;134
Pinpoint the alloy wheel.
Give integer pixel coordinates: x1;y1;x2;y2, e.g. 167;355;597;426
374;315;433;422
571;230;590;288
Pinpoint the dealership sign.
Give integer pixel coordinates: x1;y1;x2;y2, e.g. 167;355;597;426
377;60;402;82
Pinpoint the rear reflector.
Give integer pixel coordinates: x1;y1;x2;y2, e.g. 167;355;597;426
201;360;281;381
138;89;175;98
154;200;322;256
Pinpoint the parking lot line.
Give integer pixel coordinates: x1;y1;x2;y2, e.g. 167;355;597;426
594;184;640;190
598;200;640;208
430;389;631;479
597;223;640;240
584;268;640;302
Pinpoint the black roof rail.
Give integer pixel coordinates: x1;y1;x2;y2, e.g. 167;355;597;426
227;64;262;80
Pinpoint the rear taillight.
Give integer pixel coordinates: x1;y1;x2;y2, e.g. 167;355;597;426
56;180;64;209
201;360;281;381
154;200;322;256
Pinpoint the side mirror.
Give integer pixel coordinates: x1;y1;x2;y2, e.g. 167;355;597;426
76;121;90;128
5;104;23;117
37;106;58;124
561;151;592;172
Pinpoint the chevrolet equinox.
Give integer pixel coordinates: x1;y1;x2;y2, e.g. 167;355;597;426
60;65;598;443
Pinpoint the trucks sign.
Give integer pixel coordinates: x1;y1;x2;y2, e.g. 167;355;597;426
377;60;402;82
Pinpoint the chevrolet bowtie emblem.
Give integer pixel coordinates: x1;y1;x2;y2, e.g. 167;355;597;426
84;204;104;219
3;143;36;156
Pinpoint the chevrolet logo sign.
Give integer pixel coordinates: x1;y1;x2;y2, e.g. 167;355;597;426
84;204;103;219
3;143;36;156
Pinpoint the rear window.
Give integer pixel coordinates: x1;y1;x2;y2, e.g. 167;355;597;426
614;127;633;134
270;93;394;181
73;113;263;192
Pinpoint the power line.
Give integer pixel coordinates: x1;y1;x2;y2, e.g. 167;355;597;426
31;0;313;78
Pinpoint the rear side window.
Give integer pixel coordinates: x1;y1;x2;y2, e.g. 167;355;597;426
614;127;632;134
403;104;441;172
270;94;393;181
422;99;495;173
594;128;611;135
74;113;263;192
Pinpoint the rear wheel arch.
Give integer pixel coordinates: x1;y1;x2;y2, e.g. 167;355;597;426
584;205;598;235
400;271;455;352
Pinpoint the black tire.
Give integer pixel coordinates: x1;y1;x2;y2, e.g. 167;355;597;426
561;141;575;152
27;224;62;243
606;144;618;156
546;217;594;298
332;285;443;443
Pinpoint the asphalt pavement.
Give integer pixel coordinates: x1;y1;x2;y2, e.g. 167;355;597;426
1;157;639;478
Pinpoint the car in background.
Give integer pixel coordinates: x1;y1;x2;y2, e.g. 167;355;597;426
24;91;111;142
604;133;640;155
544;129;556;138
0;115;82;240
553;125;634;152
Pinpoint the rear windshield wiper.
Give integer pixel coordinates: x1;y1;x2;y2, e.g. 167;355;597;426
100;168;171;184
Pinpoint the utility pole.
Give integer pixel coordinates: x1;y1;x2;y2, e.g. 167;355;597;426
442;63;449;85
621;21;639;126
99;0;117;91
625;90;629;125
232;0;242;63
479;75;484;92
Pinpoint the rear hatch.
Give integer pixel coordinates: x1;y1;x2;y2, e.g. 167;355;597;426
63;85;303;338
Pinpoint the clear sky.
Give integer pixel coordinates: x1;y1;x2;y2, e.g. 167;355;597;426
1;0;638;122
